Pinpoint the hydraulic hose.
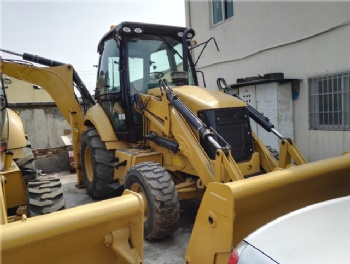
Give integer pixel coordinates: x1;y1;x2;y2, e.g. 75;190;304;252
22;53;96;106
160;80;228;153
0;49;96;106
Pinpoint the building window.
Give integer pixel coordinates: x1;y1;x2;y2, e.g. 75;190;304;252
212;0;234;26
309;72;350;130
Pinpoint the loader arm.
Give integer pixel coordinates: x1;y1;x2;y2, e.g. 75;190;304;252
140;92;217;186
218;77;307;170
185;152;350;263
1;188;144;264
163;82;244;185
279;137;307;167
0;61;87;185
168;103;244;186
139;83;244;188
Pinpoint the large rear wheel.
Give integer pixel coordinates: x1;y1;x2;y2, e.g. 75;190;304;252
125;162;180;240
80;128;116;199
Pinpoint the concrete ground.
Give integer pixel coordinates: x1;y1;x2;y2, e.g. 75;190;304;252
57;171;200;264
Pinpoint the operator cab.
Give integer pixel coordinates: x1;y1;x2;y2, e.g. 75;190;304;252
96;22;197;142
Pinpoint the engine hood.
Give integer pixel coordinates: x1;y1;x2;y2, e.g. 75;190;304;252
148;85;247;113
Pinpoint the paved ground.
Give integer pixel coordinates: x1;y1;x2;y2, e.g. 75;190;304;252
57;171;200;264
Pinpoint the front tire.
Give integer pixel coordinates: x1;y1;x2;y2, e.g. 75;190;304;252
125;162;180;240
80;128;115;199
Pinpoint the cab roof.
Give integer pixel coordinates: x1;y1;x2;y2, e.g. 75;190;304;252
97;21;191;53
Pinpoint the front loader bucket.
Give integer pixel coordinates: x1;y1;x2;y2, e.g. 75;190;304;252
1;190;144;264
185;153;350;264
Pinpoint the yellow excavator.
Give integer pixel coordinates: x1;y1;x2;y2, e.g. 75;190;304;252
1;21;350;250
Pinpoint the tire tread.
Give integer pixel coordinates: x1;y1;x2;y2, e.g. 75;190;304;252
27;176;65;217
80;128;116;199
126;162;180;240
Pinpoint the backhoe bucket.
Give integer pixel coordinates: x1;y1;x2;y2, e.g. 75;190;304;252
185;153;350;264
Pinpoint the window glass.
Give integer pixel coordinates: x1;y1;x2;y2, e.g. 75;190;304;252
225;0;234;19
97;39;120;94
212;0;234;25
128;56;144;93
149;48;170;86
97;39;127;131
127;34;196;92
0;75;6;111
309;72;350;130
212;0;224;25
0;74;9;151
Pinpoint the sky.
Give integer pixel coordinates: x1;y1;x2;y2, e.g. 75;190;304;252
0;0;186;93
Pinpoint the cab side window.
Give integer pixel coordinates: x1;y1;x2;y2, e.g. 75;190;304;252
97;39;120;94
97;39;126;131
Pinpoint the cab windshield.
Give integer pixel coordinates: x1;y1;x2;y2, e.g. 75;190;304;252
127;34;196;94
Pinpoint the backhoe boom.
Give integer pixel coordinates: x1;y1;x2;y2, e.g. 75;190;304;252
1;61;87;185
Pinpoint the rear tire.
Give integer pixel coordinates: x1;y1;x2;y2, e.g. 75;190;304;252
125;162;180;240
80;128;116;199
15;138;38;185
27;176;65;217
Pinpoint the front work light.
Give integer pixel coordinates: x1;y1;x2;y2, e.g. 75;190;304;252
122;26;132;33
134;27;143;33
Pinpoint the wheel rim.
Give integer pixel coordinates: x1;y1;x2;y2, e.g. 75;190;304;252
130;182;149;220
84;146;93;182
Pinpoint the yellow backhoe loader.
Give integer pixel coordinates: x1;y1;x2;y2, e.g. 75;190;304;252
0;69;64;220
1;66;144;264
1;22;349;243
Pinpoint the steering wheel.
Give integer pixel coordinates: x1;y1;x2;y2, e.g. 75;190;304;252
150;72;164;79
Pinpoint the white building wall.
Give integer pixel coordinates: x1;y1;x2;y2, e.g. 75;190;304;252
6;77;54;103
186;1;350;161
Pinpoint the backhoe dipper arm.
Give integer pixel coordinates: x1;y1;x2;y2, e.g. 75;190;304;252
0;56;89;187
24;52;96;108
0;49;96;109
